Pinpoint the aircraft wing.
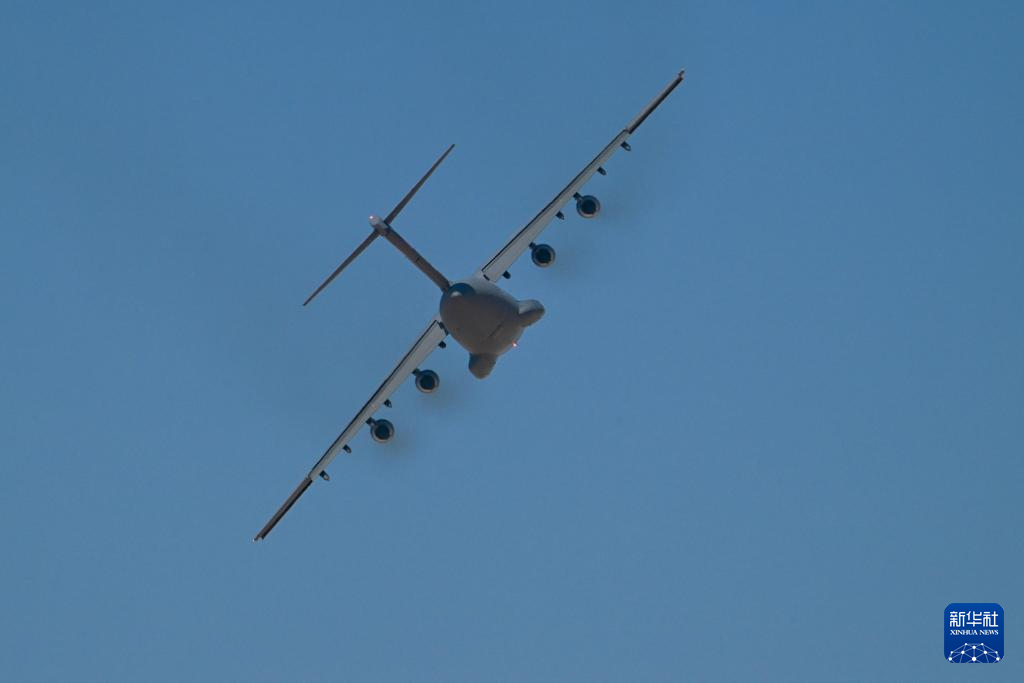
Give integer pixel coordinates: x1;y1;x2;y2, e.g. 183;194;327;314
477;69;684;282
254;316;448;541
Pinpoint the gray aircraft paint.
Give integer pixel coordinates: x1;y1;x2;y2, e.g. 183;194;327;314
369;214;546;378
254;70;685;541
439;277;544;378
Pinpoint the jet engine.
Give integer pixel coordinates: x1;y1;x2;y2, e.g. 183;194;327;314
413;369;440;393
368;418;395;443
530;242;556;268
575;194;601;219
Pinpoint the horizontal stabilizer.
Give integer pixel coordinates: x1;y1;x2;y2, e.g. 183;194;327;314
385;144;454;224
303;231;379;306
302;144;455;306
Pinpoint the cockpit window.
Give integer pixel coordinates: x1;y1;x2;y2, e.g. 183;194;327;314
448;283;474;296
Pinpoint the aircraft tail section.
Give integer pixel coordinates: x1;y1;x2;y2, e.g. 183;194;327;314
303;144;455;305
303;232;379;306
369;216;451;291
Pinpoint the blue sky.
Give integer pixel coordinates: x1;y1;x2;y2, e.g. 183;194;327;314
2;1;1022;680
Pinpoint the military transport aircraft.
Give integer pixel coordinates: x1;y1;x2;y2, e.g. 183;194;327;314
254;69;685;541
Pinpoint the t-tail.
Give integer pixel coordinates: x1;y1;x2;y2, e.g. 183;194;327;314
303;144;456;305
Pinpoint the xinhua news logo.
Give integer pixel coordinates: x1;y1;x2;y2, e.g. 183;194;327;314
945;603;1003;663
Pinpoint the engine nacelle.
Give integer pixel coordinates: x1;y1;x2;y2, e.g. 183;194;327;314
575;194;601;219
368;418;395;443
413;369;440;393
530;242;556;268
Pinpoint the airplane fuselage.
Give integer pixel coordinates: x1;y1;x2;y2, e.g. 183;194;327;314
439;277;544;378
368;213;545;379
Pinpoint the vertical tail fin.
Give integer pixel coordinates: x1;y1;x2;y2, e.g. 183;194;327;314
302;144;455;306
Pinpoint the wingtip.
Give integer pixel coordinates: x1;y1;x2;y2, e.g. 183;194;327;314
253;476;315;543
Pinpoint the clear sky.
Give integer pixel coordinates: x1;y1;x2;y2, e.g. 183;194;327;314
2;1;1022;681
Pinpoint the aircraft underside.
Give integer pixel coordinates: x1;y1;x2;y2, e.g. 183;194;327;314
439;277;544;378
